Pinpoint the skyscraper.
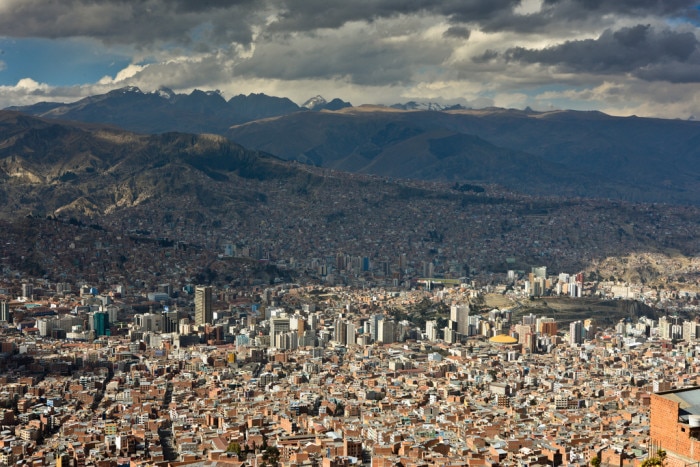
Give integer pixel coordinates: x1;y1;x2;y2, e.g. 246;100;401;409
450;304;470;337
0;301;9;323
270;317;290;348
425;320;438;341
194;286;213;326
93;312;110;337
569;320;583;346
377;319;395;344
21;283;33;300
345;322;356;346
334;319;348;345
369;314;383;343
164;309;180;334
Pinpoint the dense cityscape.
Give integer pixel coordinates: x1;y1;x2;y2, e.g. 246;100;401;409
0;254;698;467
3;1;700;467
0;146;696;467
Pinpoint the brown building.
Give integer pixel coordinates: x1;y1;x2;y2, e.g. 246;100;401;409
650;387;700;467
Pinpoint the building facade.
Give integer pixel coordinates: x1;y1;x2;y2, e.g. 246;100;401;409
194;286;213;326
650;387;700;467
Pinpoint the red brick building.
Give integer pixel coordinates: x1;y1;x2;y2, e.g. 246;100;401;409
650;387;700;467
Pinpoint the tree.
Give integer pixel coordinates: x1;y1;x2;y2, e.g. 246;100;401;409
641;449;666;467
590;456;601;467
262;446;280;467
226;442;243;460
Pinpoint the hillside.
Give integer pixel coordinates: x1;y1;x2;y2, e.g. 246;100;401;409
0;110;698;289
0;111;291;217
227;107;700;204
8;87;700;205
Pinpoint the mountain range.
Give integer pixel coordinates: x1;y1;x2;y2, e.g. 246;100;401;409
7;86;351;135
9;87;700;205
0;110;290;218
0;109;698;285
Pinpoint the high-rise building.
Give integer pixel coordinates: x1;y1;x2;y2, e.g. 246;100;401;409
422;261;434;278
21;283;33;300
569;320;583;346
683;320;699;342
522;313;537;326
0;301;9;323
532;277;545;297
37;318;54;337
369;314;383;342
377;319;395;344
532;266;547;279
398;253;407;272
269;317;290;347
584;318;597;340
515;324;533;345
135;313;163;333
540;320;558;336
658;316;671;339
346;322;356;346
194;286;213;326
450;304;470;337
93;312;110;337
164;309;180;334
425;320;438;341
275;331;298;350
334;319;348;345
443;326;457;343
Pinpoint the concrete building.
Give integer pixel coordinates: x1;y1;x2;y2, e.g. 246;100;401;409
194;286;213;326
650;387;700;467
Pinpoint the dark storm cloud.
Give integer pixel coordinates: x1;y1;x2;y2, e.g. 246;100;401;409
268;0;699;38
472;50;499;64
504;25;700;81
474;0;699;35
1;0;698;47
171;0;258;13
443;26;472;40
267;0;520;34
0;0;261;46
635;62;700;83
541;0;698;17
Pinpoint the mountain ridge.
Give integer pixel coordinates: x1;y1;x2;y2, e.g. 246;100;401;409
226;106;700;205
0;110;698;286
7;87;700;205
7;86;352;132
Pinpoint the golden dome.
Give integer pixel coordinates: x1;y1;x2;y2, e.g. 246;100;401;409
489;334;518;344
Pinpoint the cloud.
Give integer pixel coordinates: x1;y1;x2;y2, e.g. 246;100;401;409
443;26;471;40
503;25;700;82
0;78;58;108
15;78;48;92
1;0;696;47
0;0;699;118
235;17;454;86
534;79;700;119
0;0;261;47
99;63;148;85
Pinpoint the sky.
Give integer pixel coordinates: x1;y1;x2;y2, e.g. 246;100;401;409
1;0;700;119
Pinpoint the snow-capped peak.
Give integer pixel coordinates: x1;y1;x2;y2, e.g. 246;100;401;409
156;87;175;100
121;86;142;94
302;95;327;110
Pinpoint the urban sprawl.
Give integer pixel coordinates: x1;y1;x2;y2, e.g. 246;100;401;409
0;262;699;467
